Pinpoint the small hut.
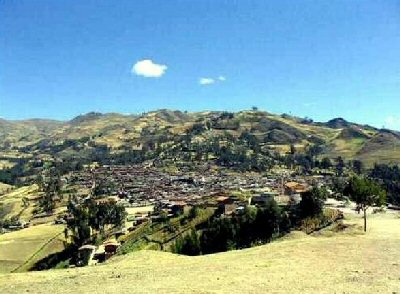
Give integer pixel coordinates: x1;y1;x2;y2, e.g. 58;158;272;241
77;244;97;266
103;240;121;259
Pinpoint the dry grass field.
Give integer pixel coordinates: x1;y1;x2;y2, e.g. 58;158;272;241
125;206;154;216
0;224;65;274
0;160;16;169
0;213;399;293
0;183;13;195
326;137;366;159
0;185;40;222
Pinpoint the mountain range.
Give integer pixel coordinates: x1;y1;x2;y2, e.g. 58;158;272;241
1;109;400;166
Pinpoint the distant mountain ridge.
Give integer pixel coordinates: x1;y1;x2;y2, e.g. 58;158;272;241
1;109;399;166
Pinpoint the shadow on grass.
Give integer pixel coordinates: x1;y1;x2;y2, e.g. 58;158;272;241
29;245;77;271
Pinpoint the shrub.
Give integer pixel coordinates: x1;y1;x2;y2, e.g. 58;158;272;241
300;208;343;234
300;217;323;234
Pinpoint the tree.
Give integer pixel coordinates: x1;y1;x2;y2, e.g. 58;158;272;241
295;154;313;173
369;163;400;205
175;230;201;256
320;157;332;169
66;199;126;247
345;177;386;232
335;156;345;176
190;123;206;135
298;186;327;219
91;175;115;197
290;144;296;155
331;177;347;199
306;144;323;159
253;199;283;241
351;160;364;175
188;206;199;219
38;170;62;214
66;201;91;246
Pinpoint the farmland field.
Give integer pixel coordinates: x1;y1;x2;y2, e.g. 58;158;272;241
125;205;154;216
0;224;65;273
0;185;40;222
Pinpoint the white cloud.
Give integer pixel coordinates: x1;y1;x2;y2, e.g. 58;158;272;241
385;115;400;130
199;78;215;85
199;75;226;85
132;59;167;78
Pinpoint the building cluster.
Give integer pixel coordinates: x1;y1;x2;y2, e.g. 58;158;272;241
69;165;275;205
68;165;323;222
67;164;329;265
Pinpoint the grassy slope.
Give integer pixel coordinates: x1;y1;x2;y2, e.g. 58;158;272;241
1;213;399;293
269;114;339;142
119;208;215;253
0;119;63;148
356;147;400;167
0;185;40;222
354;132;400;166
325;137;367;159
0;183;13;195
0;224;65;274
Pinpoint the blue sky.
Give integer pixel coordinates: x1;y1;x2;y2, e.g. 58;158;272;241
1;1;399;129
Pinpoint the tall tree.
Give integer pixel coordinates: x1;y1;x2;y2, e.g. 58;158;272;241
335;156;345;176
38;169;62;213
298;186;327;219
345;177;386;232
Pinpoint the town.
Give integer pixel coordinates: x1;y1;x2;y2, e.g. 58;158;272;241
69;164;314;211
70;164;318;217
55;163;331;265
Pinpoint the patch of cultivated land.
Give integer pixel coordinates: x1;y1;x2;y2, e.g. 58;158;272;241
0;185;40;222
1;213;399;293
0;224;65;273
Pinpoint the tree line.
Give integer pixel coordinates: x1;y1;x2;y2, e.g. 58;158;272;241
173;176;387;256
172;187;330;256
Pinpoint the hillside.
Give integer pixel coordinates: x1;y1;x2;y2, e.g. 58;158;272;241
0;224;65;274
1;213;399;293
1;109;400;167
0;118;63;148
0;185;39;222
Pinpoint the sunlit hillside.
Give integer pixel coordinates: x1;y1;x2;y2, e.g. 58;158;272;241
1;110;400;166
1;213;399;293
